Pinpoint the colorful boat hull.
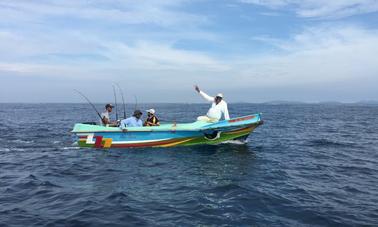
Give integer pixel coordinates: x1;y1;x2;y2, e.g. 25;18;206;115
71;114;263;148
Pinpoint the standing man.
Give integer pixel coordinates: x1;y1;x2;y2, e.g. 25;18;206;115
120;110;143;131
101;103;117;126
195;85;230;122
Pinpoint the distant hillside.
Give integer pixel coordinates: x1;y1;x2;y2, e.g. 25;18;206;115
262;100;307;105
355;100;378;105
260;100;378;105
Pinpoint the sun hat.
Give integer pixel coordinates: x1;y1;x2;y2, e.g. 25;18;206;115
216;93;223;98
146;109;155;114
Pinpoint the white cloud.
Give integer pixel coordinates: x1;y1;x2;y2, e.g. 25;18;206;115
1;1;377;102
100;41;230;71
1;24;377;91
232;25;378;87
240;0;378;18
0;0;206;27
0;36;229;78
0;0;225;75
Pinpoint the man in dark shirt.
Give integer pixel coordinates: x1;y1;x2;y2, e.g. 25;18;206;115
144;109;160;126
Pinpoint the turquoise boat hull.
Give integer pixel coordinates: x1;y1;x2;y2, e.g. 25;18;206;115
71;114;263;148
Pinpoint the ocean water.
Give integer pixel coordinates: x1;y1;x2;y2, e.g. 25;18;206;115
0;103;377;226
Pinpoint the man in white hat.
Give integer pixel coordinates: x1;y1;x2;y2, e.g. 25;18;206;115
144;108;160;126
194;85;230;122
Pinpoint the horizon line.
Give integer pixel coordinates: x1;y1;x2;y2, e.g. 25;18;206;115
0;100;377;105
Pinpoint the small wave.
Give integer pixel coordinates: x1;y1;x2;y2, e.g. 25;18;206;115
9;148;27;152
40;181;62;188
0;148;11;152
27;174;38;180
307;139;352;147
204;184;249;196
106;191;128;202
0;207;28;215
341;185;364;194
11;139;34;144
140;162;167;168
12;174;62;190
45;219;93;227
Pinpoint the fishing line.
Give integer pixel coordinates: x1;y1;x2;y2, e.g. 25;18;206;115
73;89;103;123
112;85;119;121
115;83;127;119
134;95;138;111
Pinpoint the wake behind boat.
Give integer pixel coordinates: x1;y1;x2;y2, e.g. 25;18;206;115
71;114;263;148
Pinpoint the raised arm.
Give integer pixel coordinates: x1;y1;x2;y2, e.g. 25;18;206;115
195;85;213;102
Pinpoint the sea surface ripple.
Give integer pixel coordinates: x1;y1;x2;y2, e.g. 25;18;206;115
0;103;377;226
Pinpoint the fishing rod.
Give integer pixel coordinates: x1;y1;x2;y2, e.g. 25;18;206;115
134;95;138;111
112;85;119;121
74;89;103;123
116;83;127;119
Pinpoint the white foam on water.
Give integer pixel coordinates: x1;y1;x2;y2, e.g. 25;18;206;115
221;140;247;145
62;146;82;150
0;148;11;152
10;148;26;151
12;139;34;144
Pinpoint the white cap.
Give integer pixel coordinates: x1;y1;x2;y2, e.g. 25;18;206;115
146;108;155;114
216;93;223;98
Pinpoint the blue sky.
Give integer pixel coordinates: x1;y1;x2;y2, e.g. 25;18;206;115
0;0;378;103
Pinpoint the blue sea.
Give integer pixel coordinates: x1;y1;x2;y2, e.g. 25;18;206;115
0;103;377;226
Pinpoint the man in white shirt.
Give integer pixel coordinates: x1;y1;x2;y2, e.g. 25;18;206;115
100;103;117;126
195;85;230;122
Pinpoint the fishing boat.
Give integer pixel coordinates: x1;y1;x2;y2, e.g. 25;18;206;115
71;113;263;148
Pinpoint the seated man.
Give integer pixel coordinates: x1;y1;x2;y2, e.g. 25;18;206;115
119;110;143;131
144;109;160;126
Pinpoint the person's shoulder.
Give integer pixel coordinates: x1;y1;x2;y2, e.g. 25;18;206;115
123;117;132;122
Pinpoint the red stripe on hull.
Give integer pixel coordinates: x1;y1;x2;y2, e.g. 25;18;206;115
110;138;186;148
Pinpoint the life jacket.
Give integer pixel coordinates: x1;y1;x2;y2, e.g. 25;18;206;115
144;116;159;126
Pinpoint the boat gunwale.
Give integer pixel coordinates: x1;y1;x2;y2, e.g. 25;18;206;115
72;122;261;134
71;114;262;133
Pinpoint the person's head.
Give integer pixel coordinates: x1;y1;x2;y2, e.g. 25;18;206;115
133;110;143;119
146;109;155;117
105;104;114;112
214;93;223;104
